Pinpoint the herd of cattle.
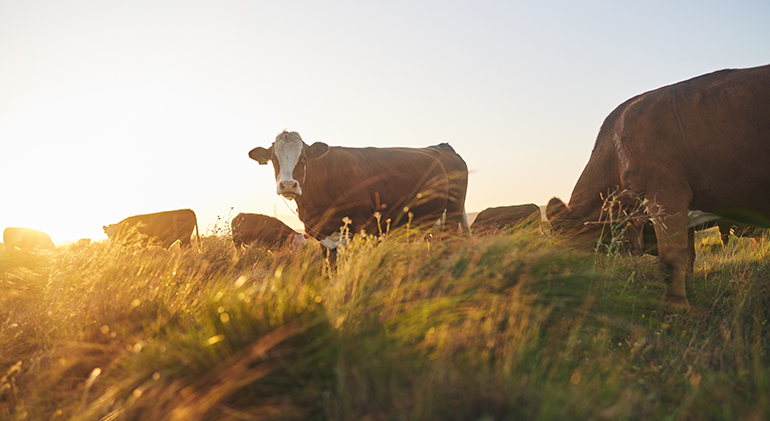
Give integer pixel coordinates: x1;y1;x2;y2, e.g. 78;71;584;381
3;64;769;307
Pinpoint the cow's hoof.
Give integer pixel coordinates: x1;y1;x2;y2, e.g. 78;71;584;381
665;295;690;312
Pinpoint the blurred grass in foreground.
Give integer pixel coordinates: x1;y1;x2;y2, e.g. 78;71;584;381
0;223;768;420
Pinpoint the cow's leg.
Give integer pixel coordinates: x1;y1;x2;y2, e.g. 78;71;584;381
443;204;470;234
443;172;469;234
687;227;695;275
631;166;693;307
651;206;691;307
317;245;339;276
460;209;470;234
717;220;731;247
443;207;470;234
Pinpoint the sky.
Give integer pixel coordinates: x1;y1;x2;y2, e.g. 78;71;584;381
1;0;768;244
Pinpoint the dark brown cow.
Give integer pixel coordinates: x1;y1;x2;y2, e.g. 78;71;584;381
103;209;200;248
546;64;770;307
231;213;305;249
3;227;55;251
249;131;469;248
471;204;541;234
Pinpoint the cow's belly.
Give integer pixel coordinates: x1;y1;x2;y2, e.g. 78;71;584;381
690;194;770;228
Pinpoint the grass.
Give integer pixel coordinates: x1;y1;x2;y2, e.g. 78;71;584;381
1;222;768;420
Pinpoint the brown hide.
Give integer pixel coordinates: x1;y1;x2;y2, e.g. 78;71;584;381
547;64;770;306
231;213;301;249
250;132;469;242
3;227;55;251
471;204;540;234
104;209;199;248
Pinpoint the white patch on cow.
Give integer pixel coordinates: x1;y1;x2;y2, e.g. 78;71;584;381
320;231;350;249
293;232;306;246
273;132;304;198
319;233;340;249
687;210;721;229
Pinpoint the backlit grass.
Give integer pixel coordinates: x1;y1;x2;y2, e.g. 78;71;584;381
1;224;768;420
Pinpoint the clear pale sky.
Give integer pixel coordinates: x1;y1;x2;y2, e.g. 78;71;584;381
1;0;768;244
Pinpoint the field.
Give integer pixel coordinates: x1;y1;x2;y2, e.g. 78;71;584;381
1;221;769;420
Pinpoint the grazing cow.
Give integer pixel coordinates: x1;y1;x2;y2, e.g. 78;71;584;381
686;211;765;248
231;213;305;249
546;64;770;307
248;131;470;248
471;204;541;234
3;227;55;251
103;209;200;248
639;211;766;269
723;222;765;244
630;210;765;274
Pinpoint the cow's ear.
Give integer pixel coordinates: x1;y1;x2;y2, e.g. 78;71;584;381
306;142;329;159
546;197;570;226
249;146;272;165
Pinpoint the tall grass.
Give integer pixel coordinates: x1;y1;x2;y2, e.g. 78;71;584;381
1;223;768;420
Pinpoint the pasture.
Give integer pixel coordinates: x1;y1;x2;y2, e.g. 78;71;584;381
1;221;769;420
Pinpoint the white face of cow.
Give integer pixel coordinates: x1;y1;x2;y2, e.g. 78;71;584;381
249;131;330;201
273;132;305;199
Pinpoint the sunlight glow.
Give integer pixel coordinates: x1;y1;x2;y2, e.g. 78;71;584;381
1;1;768;243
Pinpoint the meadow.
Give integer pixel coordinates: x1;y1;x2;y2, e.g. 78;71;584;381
1;220;768;420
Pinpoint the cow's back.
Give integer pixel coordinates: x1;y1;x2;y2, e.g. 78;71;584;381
112;209;197;248
3;227;55;251
472;204;540;233
298;146;465;238
231;213;298;248
616;65;770;224
548;64;770;306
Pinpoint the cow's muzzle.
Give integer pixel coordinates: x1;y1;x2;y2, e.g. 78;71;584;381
277;180;302;199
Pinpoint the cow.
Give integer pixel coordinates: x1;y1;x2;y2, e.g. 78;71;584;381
722;222;765;245
3;227;55;251
639;211;766;270
686;211;765;248
248;130;470;249
546;64;770;307
471;204;541;234
231;213;305;250
103;209;200;248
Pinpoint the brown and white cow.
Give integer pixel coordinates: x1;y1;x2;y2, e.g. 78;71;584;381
546;64;770;307
3;227;55;251
231;213;305;250
248;131;469;248
471;203;541;234
103;209;200;248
